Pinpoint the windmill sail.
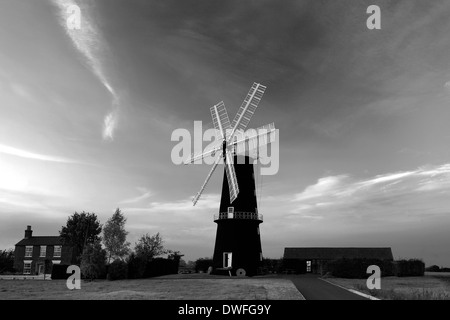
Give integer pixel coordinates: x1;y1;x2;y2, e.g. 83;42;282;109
184;143;222;165
232;123;276;155
192;151;223;205
187;82;273;206
211;101;232;140
224;150;239;203
229;83;266;140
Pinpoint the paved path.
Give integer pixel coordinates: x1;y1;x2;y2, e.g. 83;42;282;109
288;274;368;300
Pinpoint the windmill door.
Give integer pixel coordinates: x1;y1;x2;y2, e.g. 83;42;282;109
223;252;232;268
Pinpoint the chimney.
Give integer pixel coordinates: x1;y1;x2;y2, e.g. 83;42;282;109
24;225;32;239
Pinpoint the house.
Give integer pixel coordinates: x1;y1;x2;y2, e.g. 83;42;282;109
283;247;394;274
14;226;76;275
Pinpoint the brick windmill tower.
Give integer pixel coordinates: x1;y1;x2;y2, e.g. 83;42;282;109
185;83;276;276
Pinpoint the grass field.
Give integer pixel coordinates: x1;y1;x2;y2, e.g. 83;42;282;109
0;274;304;300
326;272;450;300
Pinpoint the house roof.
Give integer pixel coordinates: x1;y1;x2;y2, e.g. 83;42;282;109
283;247;394;261
15;236;63;246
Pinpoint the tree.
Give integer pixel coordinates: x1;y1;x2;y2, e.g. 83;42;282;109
60;211;102;263
103;208;130;263
134;232;167;262
0;249;15;273
80;241;107;280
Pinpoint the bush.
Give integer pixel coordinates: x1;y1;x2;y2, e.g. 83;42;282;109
425;265;440;272
329;259;394;279
195;258;213;273
394;259;425;277
127;253;147;279
51;264;72;280
107;259;128;280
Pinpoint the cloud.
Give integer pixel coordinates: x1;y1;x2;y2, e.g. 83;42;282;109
10;83;34;102
102;108;119;141
0;144;80;164
123;193;220;214
51;0;121;141
293;175;349;201
119;187;152;204
291;163;450;220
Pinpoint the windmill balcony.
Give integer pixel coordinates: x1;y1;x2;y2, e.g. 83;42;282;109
214;212;263;222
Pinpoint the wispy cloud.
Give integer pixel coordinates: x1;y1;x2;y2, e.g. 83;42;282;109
123;193;220;214
291;163;450;220
102;108;119;141
0;144;79;164
119;187;152;204
51;0;120;141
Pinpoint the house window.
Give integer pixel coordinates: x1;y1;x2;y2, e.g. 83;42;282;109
54;245;62;258
25;246;33;257
40;246;47;257
24;261;32;274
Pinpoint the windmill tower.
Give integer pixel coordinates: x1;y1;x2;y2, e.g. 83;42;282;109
185;83;276;276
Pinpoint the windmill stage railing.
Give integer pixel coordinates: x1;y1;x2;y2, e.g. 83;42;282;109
214;212;263;222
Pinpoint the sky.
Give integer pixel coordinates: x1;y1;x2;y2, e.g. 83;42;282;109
1;0;449;266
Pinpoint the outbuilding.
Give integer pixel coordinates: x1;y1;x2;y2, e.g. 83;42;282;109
283;247;394;274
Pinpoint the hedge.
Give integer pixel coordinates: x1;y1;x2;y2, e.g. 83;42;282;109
195;258;213;273
329;258;394;279
127;256;179;279
394;259;425;277
107;260;128;280
127;254;146;279
144;258;178;277
51;264;72;280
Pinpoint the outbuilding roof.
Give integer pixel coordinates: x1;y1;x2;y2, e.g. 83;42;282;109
283;247;394;261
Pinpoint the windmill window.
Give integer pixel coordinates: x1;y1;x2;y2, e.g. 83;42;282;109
227;207;234;219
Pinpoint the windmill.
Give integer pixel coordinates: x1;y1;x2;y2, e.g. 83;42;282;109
184;82;276;276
